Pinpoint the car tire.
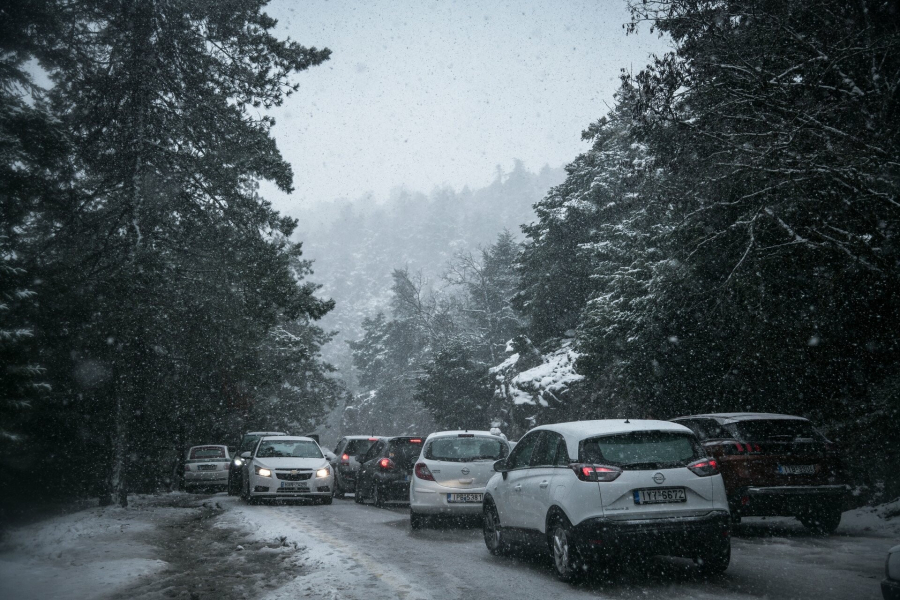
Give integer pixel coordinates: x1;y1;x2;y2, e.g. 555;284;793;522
482;502;511;556
227;474;241;496
695;543;731;576
354;485;363;504
410;511;427;530
373;483;385;508
799;507;841;534
320;495;333;506
548;515;583;582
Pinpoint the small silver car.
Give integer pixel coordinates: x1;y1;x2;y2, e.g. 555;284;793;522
409;430;510;528
183;445;231;492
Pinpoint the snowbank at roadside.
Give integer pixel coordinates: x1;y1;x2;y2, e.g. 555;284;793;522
840;497;900;537
0;494;175;600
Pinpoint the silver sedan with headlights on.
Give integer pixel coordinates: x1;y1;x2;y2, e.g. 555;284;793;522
239;436;334;504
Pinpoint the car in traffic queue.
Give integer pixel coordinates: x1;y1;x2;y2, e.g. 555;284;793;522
671;413;847;533
330;435;381;497
239;435;334;504
228;431;286;495
482;420;731;582
885;544;900;600
409;430;511;528
183;445;232;492
355;436;424;507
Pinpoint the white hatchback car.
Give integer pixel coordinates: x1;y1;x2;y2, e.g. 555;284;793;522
240;436;334;504
483;420;731;581
409;430;510;528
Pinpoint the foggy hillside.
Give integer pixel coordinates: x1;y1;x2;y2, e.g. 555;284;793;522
294;160;565;389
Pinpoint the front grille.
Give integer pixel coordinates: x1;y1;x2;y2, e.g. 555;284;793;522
276;471;313;481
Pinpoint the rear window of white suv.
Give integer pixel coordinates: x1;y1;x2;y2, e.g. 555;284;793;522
579;431;702;469
424;437;508;462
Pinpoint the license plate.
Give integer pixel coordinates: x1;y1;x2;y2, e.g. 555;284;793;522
279;481;308;490
777;464;816;475
447;493;483;503
633;488;686;504
197;464;217;471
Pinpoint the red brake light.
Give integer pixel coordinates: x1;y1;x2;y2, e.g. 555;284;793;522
409;439;422;444
414;462;435;481
341;453;350;465
571;464;622;482
368;437;379;441
688;458;719;477
378;458;394;469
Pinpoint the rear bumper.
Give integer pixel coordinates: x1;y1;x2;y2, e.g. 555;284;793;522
572;511;731;558
734;485;846;517
374;473;412;502
336;467;357;491
883;578;900;600
410;482;485;514
184;472;228;484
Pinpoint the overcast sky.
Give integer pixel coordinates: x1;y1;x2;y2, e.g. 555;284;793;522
260;0;670;215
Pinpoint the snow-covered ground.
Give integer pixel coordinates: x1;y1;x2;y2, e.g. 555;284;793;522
0;493;896;599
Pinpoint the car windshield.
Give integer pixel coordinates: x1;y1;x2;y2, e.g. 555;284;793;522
240;435;262;453
189;447;225;460
256;440;322;459
345;439;375;456
424;437;507;462
579;431;702;469
725;420;825;442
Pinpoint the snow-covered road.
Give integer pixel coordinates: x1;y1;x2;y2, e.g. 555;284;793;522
0;493;892;600
223;495;891;600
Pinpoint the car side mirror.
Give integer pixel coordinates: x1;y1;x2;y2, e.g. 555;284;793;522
240;452;251;459
493;459;508;473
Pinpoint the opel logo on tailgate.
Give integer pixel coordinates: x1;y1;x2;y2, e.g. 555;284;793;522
460;467;470;475
653;472;665;485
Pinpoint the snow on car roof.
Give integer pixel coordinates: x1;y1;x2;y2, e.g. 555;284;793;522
246;431;286;436
535;419;692;440
424;430;508;441
681;412;810;424
259;435;317;442
342;435;385;440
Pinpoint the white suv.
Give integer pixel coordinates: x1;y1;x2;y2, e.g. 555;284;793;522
409;430;510;528
482;420;731;581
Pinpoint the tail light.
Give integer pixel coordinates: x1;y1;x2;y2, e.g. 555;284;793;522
688;458;719;477
378;458;395;470
409;439;422;444
571;464;622;482
723;441;761;455
414;462;435;481
341;453;350;465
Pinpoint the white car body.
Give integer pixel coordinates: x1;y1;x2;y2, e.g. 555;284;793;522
483;420;731;580
409;430;510;518
240;436;334;502
183;445;231;490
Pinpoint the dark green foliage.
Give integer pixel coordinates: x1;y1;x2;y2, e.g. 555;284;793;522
512;0;900;503
415;345;495;431
1;0;341;508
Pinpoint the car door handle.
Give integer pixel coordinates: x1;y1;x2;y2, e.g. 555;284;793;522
539;480;549;488
514;484;522;492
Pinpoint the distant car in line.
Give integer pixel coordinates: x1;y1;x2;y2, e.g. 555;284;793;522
884;545;900;600
672;413;847;533
183;445;231;492
239;435;334;504
228;431;286;495
409;430;511;529
330;435;382;498
483;420;731;582
355;436;424;507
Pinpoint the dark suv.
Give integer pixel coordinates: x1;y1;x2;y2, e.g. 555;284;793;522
227;431;286;495
331;436;381;497
672;413;846;533
355;436;424;507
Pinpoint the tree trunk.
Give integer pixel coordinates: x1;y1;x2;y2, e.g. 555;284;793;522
109;393;129;507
